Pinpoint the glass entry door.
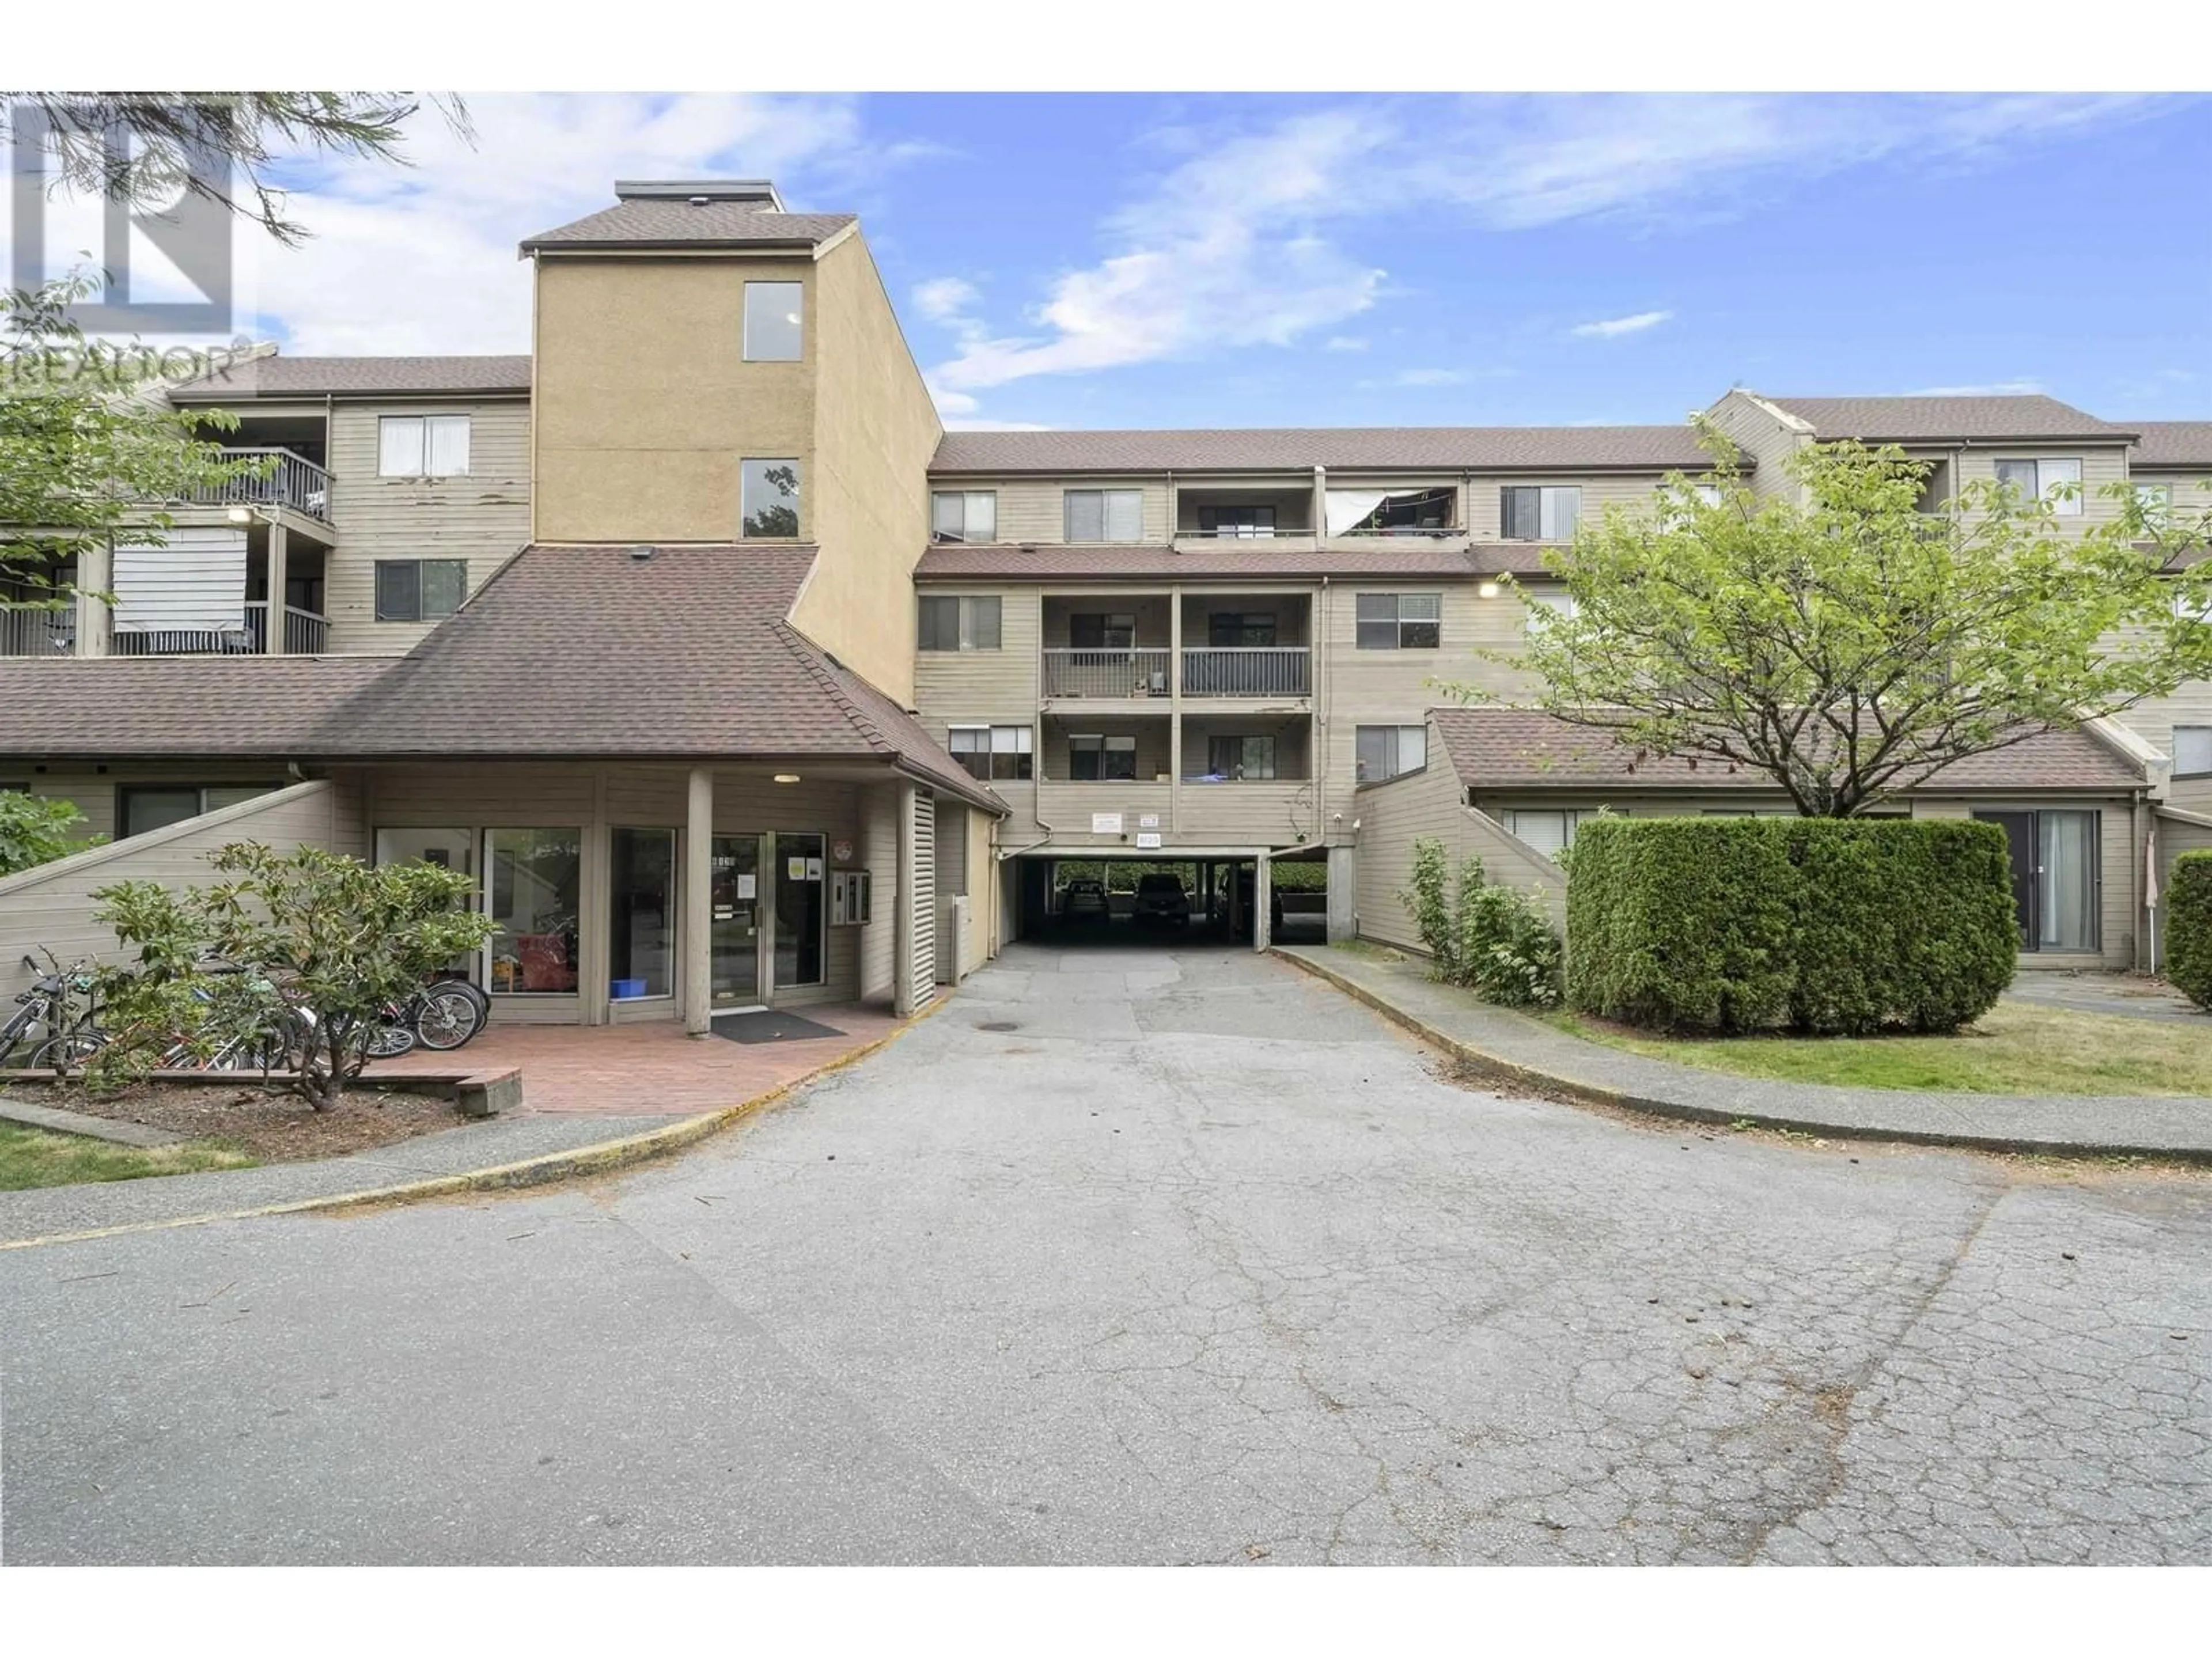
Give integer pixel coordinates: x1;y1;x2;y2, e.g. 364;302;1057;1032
775;833;825;988
709;834;764;1009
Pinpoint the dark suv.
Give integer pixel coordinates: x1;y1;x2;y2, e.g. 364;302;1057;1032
1132;872;1190;927
1061;879;1108;923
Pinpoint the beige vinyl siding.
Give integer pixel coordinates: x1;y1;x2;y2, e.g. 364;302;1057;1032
2108;667;2212;770
1952;445;2132;533
1179;781;1318;846
0;778;365;1003
1702;391;1810;501
1465;473;1680;539
1353;756;1566;950
914;588;1040;723
1033;781;1174;849
963;804;995;974
1179;592;1310;646
1045;592;1175;649
323;398;532;654
945;479;1173;544
2131;468;2212;513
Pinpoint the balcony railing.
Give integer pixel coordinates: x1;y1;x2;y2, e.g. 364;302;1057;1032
0;606;73;657
1041;647;1173;699
181;448;332;523
1181;646;1311;698
262;602;331;654
108;602;329;656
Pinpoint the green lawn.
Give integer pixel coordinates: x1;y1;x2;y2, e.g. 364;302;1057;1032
1544;1002;2212;1097
0;1122;255;1191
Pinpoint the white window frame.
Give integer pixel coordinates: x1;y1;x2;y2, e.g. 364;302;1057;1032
1354;591;1442;650
2175;725;2212;778
948;723;1033;781
2134;482;2174;531
1065;488;1143;543
378;414;472;479
1995;457;2082;516
1355;724;1427;783
1503;807;1605;860
931;490;998;544
742;281;805;362
1502;484;1582;540
918;594;1002;652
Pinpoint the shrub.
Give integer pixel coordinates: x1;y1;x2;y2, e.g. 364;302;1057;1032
1566;817;2016;1036
0;790;100;876
2169;850;2212;1010
1402;839;1563;1006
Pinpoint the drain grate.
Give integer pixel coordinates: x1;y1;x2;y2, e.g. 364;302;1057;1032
976;1020;1020;1032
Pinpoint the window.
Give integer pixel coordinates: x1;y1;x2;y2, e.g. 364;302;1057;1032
1202;734;1277;781
741;459;801;538
1525;588;1577;631
1355;592;1441;650
1198;505;1277;539
1504;808;1601;859
377;415;471;478
931;490;997;543
374;558;468;623
374;827;472;874
917;594;1002;651
118;785;275;840
1994;457;2082;516
1502;485;1582;540
1208;612;1278;647
1972;809;2100;952
1069;612;1135;649
609;828;675;999
949;725;1034;781
1661;480;1725;526
2176;725;2212;777
743;281;804;361
2135;482;2173;531
1355;725;1426;782
1065;489;1143;543
1069;733;1137;781
1327;487;1455;536
485;828;582;994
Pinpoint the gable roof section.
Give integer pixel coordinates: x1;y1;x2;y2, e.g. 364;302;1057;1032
929;425;1724;475
317;544;1001;809
2129;421;2212;469
0;656;393;758
168;353;533;401
520;199;855;252
1756;394;2131;444
1426;707;2149;793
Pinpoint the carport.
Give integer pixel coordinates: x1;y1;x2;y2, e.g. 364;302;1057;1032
1004;847;1329;948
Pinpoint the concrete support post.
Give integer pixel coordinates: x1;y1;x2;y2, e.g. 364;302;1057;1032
1252;850;1272;952
264;521;289;654
1168;587;1184;833
1327;844;1357;943
683;767;713;1034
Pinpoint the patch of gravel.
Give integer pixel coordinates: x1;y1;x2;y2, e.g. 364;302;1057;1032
0;1079;465;1164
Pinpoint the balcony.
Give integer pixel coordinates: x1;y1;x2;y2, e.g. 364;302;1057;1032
178;447;333;524
1041;647;1172;699
1180;646;1310;698
110;602;330;657
1326;484;1461;538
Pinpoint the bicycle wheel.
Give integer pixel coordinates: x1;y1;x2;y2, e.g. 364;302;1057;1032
414;986;478;1051
429;979;489;1038
31;1030;107;1070
363;1018;417;1060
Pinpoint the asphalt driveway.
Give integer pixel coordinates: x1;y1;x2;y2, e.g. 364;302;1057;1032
5;940;2210;1564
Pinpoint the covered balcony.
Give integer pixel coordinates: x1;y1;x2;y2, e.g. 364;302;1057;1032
1179;594;1312;699
1039;594;1175;702
1173;484;1316;543
1324;482;1461;539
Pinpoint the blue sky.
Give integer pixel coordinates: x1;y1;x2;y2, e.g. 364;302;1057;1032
208;93;2212;430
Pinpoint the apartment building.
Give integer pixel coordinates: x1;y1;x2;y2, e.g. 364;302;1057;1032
3;177;2207;1015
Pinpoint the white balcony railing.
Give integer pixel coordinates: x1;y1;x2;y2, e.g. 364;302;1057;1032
1180;646;1311;698
1041;647;1173;699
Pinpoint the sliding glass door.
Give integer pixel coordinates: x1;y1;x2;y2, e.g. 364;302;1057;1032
1973;809;2099;952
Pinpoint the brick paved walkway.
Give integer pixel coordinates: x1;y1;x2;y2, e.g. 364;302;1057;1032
378;1003;906;1116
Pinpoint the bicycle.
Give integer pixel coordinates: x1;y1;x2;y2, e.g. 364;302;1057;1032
1;953;104;1071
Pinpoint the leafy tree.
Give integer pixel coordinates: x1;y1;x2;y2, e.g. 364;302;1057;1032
90;843;494;1109
2;274;266;622
0;790;101;874
1467;431;2212;816
1;92;471;247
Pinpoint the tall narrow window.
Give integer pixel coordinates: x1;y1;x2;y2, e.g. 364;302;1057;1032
1501;485;1581;540
1065;489;1143;542
931;491;997;543
741;459;801;537
2036;810;2098;951
378;415;472;478
743;281;804;361
484;828;582;994
609;828;675;999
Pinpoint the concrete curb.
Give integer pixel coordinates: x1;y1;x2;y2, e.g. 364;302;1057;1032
0;995;947;1252
0;1098;191;1148
1272;948;2212;1165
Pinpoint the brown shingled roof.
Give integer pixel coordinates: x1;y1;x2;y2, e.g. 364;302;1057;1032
915;543;1559;581
1426;707;2149;793
929;425;1724;475
2129;421;2212;470
1758;393;2131;443
0;656;392;758
520;199;855;252
168;353;532;401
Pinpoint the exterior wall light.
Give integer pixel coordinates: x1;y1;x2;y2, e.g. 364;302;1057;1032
1478;581;1501;599
774;773;802;784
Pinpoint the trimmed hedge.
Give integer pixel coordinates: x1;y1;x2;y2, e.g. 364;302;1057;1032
2168;850;2212;1010
1566;817;2018;1035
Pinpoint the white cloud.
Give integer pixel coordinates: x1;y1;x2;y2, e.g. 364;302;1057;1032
218;94;908;354
929;93;2164;395
1323;335;1368;352
1893;378;2046;396
912;276;981;324
1571;309;1672;339
1392;368;1468;386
